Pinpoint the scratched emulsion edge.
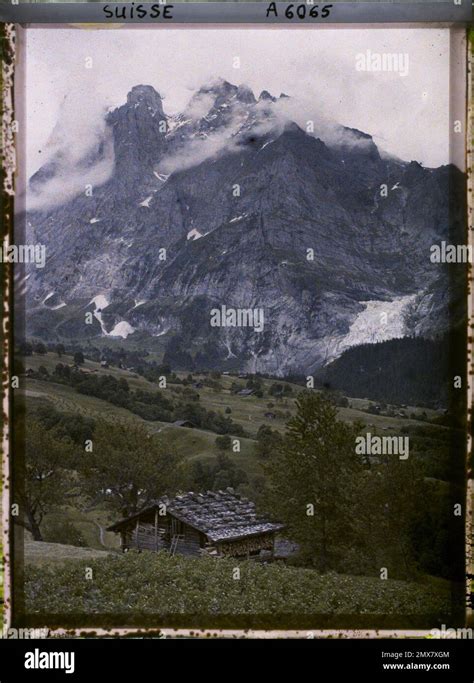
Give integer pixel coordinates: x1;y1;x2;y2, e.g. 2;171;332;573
467;26;474;631
0;21;15;636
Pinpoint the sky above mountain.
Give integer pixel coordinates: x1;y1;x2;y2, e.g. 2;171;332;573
24;27;450;177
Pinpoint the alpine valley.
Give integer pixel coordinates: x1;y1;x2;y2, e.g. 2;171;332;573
21;80;465;376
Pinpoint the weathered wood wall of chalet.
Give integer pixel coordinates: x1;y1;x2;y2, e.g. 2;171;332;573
121;515;203;556
173;525;202;557
121;510;169;551
133;523;167;551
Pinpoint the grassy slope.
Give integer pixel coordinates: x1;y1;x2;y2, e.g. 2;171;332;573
25;540;112;566
24;546;453;628
23;352;446;490
24;352;440;433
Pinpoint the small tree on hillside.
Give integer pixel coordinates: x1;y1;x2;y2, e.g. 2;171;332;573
215;435;231;451
19;341;33;356
55;343;65;358
74;351;85;365
255;425;282;460
34;342;47;355
264;391;363;571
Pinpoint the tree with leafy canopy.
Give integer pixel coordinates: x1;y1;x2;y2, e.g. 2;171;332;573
34;342;47;355
80;422;183;517
255;425;282;460
16;420;75;541
351;456;427;579
19;340;33;356
73;351;85;365
55;343;65;358
215;435;232;451
264;391;363;571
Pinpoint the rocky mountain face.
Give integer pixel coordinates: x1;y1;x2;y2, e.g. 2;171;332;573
22;80;465;375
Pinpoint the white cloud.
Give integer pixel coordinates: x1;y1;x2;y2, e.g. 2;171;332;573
26;88;115;210
184;92;215;121
23;26;451;180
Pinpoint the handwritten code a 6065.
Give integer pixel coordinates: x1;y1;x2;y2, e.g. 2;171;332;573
266;4;334;20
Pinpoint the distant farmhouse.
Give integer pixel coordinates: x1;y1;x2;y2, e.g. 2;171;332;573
108;489;284;559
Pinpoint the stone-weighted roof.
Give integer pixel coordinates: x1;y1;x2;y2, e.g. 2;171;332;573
108;488;284;543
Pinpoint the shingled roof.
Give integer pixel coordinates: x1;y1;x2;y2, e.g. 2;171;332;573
108;489;284;543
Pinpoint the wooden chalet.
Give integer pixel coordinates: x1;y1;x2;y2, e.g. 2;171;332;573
107;489;284;559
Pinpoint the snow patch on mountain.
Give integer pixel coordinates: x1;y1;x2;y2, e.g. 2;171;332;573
89;295;110;335
187;228;203;241
333;294;417;358
107;321;135;338
89;294;134;338
89;295;109;311
166;118;192;134
153;171;170;182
